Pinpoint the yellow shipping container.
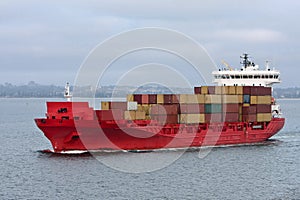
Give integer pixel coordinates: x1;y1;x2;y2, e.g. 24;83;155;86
180;94;200;104
157;94;164;104
228;86;236;95
197;94;205;104
201;86;208;94
215;86;222;94
223;95;239;103
238;95;243;103
126;94;134;102
135;111;146;120
137;104;151;115
243;103;250;107
250;96;257;104
257;113;272;122
257;96;271;104
179;114;205;123
222;86;229;94
236;86;243;95
205;95;222;104
124;110;136;120
101;102;110;110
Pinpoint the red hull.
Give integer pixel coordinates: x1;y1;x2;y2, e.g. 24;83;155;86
35;117;285;153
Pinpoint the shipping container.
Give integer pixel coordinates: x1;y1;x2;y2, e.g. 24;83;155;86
101;102;110;110
243;86;251;95
201;86;208;94
223;112;239;122
242;114;257;122
180;103;205;114
137;104;151;115
150;104;179;115
242;105;257;114
194;87;201;94
222;103;239;113
208;86;215;94
236;86;243;95
124;110;136;120
228;86;236;94
163;94;173;104
250;96;257;104
243;94;250;103
127;101;138;111
179;114;205;124
127;94;134;101
172;94;180;104
179;94;201;104
157;94;164;104
133;94;143;104
153;114;178;124
257;96;271;104
223;95;240;103
205;95;222;104
141;94;149;104
215;86;222;94
110;102;127;111
256;104;271;113
148;94;157;104
205;113;222;122
135;111;146;120
205;104;222;113
257;113;272;122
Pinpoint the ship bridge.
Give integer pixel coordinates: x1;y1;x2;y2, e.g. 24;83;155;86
212;54;281;87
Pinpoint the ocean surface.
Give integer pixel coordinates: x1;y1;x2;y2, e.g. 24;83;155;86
0;98;299;200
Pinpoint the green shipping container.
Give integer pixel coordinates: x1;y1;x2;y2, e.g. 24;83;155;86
204;104;222;113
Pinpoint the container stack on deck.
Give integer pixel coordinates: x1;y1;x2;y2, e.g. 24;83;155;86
98;86;272;124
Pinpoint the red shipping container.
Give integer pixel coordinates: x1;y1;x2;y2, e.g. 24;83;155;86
222;104;239;113
133;94;142;104
243;86;251;95
148;94;157;104
256;104;271;113
205;113;222;122
163;94;173;104
150;104;179;115
163;104;179;115
172;94;180;104
242;114;257;122
141;94;149;104
242;105;257;114
208;86;215;94
152;114;178;124
194;87;201;94
109;102;127;111
150;104;160;115
223;113;239;122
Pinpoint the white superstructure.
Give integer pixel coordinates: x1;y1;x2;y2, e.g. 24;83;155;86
212;53;282;117
212;54;281;87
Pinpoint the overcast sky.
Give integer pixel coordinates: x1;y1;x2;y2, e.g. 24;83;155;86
1;0;299;87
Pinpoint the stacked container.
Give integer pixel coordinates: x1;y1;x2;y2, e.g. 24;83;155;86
99;86;273;124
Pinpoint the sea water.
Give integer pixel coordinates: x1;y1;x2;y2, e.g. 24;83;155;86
0;98;299;199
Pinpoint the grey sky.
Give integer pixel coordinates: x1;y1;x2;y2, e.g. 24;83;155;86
1;0;299;87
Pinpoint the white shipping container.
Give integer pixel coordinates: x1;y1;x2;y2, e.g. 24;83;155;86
127;101;138;111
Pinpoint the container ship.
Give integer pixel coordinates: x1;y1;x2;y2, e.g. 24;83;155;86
35;54;285;153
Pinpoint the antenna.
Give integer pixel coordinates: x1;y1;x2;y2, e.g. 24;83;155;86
265;60;270;71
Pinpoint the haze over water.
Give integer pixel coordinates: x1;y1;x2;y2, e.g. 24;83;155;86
0;98;299;199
